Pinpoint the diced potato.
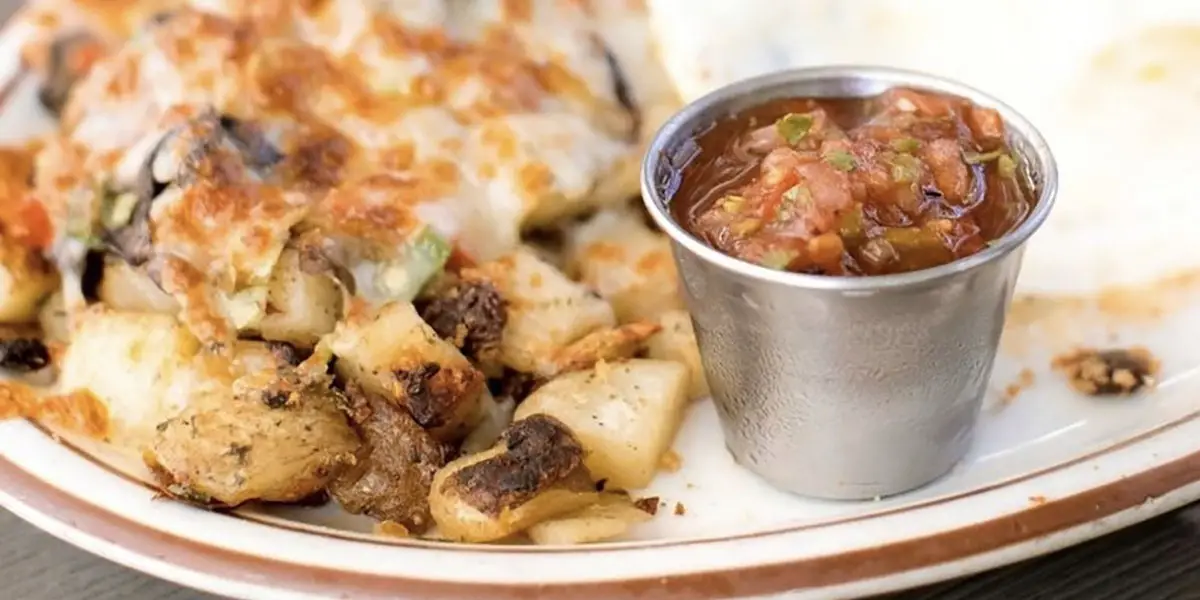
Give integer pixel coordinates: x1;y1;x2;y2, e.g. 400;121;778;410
527;493;653;545
58;308;204;449
147;374;360;507
514;359;689;490
466;248;615;375
550;321;661;375
97;258;179;314
229;340;311;375
645;310;709;400
566;209;684;323
429;414;599;543
328;301;485;441
255;248;343;347
459;390;515;456
0;239;58;324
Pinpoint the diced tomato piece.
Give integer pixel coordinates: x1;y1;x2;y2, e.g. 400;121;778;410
7;198;54;250
445;243;477;273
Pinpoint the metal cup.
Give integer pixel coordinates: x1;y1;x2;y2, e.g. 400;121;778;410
641;66;1058;500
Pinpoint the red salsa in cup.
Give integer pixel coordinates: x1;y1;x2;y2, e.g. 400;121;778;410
675;88;1036;276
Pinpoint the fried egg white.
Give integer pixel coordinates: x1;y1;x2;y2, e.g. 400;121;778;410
647;0;1200;296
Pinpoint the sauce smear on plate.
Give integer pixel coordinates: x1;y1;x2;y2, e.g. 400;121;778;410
675;88;1036;275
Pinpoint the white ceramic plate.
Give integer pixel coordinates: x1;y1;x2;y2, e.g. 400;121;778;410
4;9;1200;600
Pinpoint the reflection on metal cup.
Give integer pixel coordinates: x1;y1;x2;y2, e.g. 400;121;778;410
641;66;1058;500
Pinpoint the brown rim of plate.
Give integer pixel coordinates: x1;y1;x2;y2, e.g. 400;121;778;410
26;403;1200;551
3;441;1200;599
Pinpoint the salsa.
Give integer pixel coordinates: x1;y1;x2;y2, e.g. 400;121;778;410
675;88;1035;276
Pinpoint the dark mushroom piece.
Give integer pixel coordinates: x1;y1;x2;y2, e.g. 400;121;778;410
602;44;640;140
101;111;286;269
327;384;450;533
218;114;285;172
0;337;50;373
415;278;508;366
38;32;105;117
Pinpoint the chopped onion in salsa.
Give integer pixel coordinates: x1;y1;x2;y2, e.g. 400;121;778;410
675;88;1034;276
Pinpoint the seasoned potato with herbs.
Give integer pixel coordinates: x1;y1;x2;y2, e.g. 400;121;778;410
329;384;449;533
255;248;344;347
0;238;58;324
645;310;709;400
58;308;204;448
464;248;615;376
429;414;599;543
230;340;310;374
527;492;654;545
515;359;689;490
566;208;684;323
549;321;661;375
146;372;360;507
328;301;486;441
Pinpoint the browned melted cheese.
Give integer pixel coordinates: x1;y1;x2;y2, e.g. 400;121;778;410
11;0;647;433
0;381;110;439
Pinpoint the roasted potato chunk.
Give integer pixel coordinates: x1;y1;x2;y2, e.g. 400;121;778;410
328;384;449;533
550;321;660;375
527;492;653;545
429;414;599;543
255;248;343;347
465;248;615;376
231;340;310;374
459;390;516;456
645;310;709;400
58;308;204;449
146;373;360;507
566;208;684;323
0;238;58;324
328;301;486;441
515;359;689;490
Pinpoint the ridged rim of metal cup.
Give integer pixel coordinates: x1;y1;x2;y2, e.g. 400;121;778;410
641;65;1059;292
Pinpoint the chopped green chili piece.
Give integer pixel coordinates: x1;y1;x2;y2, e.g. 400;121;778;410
889;137;921;153
777;185;811;221
823;150;857;172
963;149;1005;164
890;154;922;182
775;113;814;145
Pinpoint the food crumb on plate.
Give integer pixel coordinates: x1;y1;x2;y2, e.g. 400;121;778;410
634;496;660;515
1001;368;1037;404
374;521;411;538
659;449;682;473
1029;495;1048;506
673;502;686;516
1050;346;1161;396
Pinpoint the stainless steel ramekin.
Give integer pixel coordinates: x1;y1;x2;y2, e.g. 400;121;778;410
641;66;1058;500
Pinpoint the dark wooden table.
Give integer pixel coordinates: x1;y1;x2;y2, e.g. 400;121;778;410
5;504;1200;599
